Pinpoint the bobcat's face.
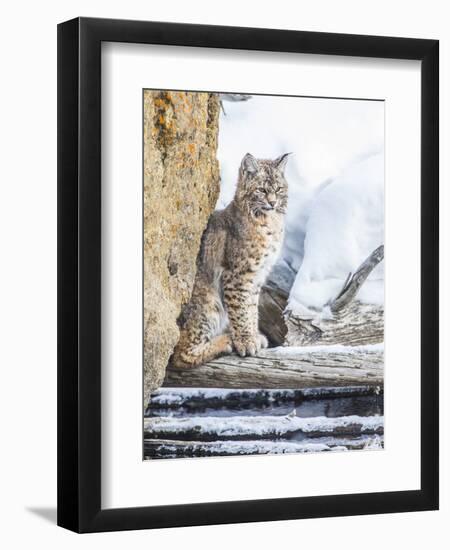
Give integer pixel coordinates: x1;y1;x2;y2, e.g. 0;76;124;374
237;153;289;217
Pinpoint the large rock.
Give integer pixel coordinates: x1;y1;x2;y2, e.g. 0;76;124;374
143;91;220;403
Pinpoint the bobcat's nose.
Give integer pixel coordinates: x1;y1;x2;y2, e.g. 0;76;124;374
268;199;277;208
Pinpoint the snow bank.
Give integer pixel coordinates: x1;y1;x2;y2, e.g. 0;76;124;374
216;95;384;315
217;95;384;209
288;152;384;313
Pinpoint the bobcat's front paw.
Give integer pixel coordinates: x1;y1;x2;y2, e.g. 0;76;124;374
233;334;261;357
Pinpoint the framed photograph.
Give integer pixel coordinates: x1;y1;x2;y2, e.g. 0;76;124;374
57;17;439;533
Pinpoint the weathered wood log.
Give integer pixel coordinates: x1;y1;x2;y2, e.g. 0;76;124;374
146;385;383;412
285;246;384;346
285;301;384;347
144;413;384;441
259;247;384;348
259;261;296;346
164;346;383;389
259;285;289;346
144;434;384;458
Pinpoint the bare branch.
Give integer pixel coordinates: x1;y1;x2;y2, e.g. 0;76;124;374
330;245;384;313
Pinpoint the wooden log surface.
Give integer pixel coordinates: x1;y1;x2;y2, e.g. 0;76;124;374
164;346;383;389
144;434;384;458
144;413;384;441
285;301;384;347
259;246;385;348
284;246;385;347
259;261;296;346
147;385;382;412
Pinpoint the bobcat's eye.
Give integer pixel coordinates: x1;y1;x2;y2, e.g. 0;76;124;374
257;188;267;194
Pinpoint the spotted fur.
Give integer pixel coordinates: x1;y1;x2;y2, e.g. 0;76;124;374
172;152;289;368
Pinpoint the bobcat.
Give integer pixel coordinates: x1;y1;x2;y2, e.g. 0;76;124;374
172;152;290;368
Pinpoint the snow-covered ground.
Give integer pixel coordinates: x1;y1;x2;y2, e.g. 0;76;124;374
217;95;384;315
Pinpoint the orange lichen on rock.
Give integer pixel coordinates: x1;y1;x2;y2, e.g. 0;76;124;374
143;90;221;400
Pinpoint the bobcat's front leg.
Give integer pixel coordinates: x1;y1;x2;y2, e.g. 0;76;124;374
223;275;264;357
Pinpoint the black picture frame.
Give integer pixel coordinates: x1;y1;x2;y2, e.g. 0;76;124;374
57;16;439;533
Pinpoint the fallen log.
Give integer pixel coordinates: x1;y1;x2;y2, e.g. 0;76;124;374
144;413;384;441
146;385;383;412
259;247;385;348
285;301;384;347
144;434;384;458
259;261;296;346
285;246;385;346
164;345;383;389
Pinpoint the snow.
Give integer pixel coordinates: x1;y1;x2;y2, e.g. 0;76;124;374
145;414;384;437
269;343;384;356
361;434;384;450
287;152;384;313
217;95;384;314
217;95;384;208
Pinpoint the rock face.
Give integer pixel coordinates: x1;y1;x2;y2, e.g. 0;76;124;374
143;91;221;403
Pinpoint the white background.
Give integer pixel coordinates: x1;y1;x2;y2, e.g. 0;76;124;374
102;43;420;508
0;0;448;548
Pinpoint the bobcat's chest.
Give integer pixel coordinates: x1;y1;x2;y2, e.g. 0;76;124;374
248;215;284;285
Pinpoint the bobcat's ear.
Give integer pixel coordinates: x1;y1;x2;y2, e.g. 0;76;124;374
274;152;291;174
241;153;259;176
